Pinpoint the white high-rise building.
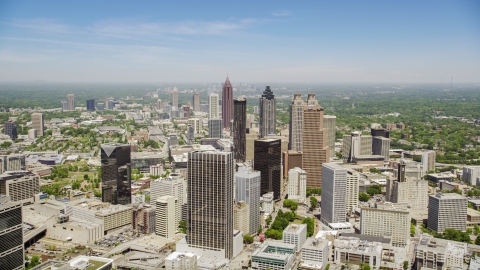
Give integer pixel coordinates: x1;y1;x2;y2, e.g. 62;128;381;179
287;167;307;203
283;224;307;252
422;151;436;174
31;113;44;137
346;169;359;214
324;115;336;158
301;238;329;270
463;166;480;186
289;94;305;152
428;193;467;233
208;93;219;119
187;118;202;133
235;165;261;235
387;178;429;216
233;201;249;235
321;163;347;225
172;87;179;109
262;192;274;215
151;173;185;228
156;196;177;239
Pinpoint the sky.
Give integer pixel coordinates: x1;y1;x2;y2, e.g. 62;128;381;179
0;1;479;83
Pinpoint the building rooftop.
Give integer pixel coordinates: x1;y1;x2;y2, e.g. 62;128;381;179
334;236;383;254
284;224;307;234
302;237;328;250
432;193;466;200
252;241;296;261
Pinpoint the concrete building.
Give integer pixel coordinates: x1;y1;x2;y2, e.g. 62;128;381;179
235;165;261;235
150;173;185;228
0;195;24;270
233;98;247;162
415;234;467;270
289;94;305;152
28;128;37;139
262;192;274;215
208;93;219;119
4;120;17;140
282;150;303;180
303;94;329;188
321;163;347;225
46;215;103;244
259;86;276;138
254;138;282;199
208;119;223;138
86;99;95;111
300;238;329;270
360;135;372;155
187;151;234;259
172;87;178;110
324;115;336;158
0;154;25;174
67;94;75;110
187;118;202;134
283;224;307;252
287;167;307;203
251;242;296;270
156;196;177;239
0;170;40;204
95;204;132;232
132;205;156;234
342;132;372;162
427;193;467;233
360;203;410;247
234;201;249;235
372;136;390;161
387;177;428;216
101;143;131;205
31;112;44;137
192;91;200;112
222;77;234;129
463;166;480;186
422;151;436;173
165;252;197;270
149;164;164;176
346;169;360;214
333;236;383;270
61;100;68;111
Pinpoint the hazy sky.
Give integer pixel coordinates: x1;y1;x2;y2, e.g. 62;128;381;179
0;1;479;83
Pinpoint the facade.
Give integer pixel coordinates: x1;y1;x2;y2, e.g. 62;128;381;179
187;151;234;259
360;203;410;246
415;234;467;270
0;195;24;270
0;170;40;204
463;166;480;186
187;118;202;133
61;100;68;111
172;87;178;109
302;94;329;188
165;252;197;270
4;120;17;140
259;86;276;138
95;205;132;232
222;77;234;129
150;173;185;228
333;236;383;270
67;94;75;110
346;169;360;214
360;135;372;155
388;178;428;216
208;93;219;119
208;119;223;138
422;151;436;174
282;150;303;180
283;224;307;252
46;216;103;244
192;91;200;112
324;115;336;158
235;165;261;235
156;195;177;239
149;164;164;176
0;154;26;174
371;128;390;138
321;163;347;225
101;143;131;205
31;112;44;137
254;138;282;199
233;98;247;162
287;167;307;203
251;242;296;270
262;192;274;215
289;94;304;151
86;99;95;111
427;193;467;233
372;136;390;161
234;201;250;235
300;238;329;270
132;206;155;234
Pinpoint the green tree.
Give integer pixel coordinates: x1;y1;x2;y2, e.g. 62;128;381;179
476;236;480;245
27;255;41;269
403;261;409;270
310;196;318;209
243;235;254;244
84;174;89;180
302;217;315;237
179;220;187;234
359;192;370;202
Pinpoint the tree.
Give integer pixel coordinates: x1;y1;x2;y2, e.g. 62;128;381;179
27;255;41;269
403;261;409;270
258;226;263;234
310;196;318;209
84;174;89;180
326;264;330;270
302;217;315;237
179;220;187;234
410;224;416;237
359;192;370;202
476;236;480;245
243;235;254;244
145;195;150;201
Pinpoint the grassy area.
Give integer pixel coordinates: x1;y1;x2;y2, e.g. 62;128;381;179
291;219;303;224
86;260;106;270
68;171;96;180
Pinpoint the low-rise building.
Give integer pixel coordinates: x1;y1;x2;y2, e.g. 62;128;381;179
415;234;467;270
467;208;480;227
251;242;296;270
165;252;197;270
333;236;383;270
46;215;104;244
300;238;329;270
283;224;307;252
0;170;40;204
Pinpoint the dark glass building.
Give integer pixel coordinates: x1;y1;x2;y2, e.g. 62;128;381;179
0;195;24;270
254;138;281;200
233;98;246;163
86;99;95;111
4;121;17;140
101;143;131;205
371;128;390;138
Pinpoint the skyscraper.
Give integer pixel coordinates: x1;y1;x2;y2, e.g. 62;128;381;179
172;87;179;109
287;167;307;203
372;136;391;161
4;121;17;140
67;94;75;110
208;119;223;138
427;193;467;233
235;165;261;235
422;151;436;174
0;195;24;270
321;163;347;225
259;86;276;138
156;195;177;239
302;94;329;188
193;91;200;112
101;143;131;205
233;98;247;163
187;151;234;259
324;115;336;158
254;138;282;200
31;112;44;137
222;76;233;129
61;101;68;111
289;94;304;151
208;93;219;119
86;99;95;111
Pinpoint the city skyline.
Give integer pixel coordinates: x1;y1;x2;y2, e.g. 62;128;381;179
0;1;479;83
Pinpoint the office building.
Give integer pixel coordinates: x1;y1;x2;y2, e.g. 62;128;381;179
101;143;131;205
0;195;24;270
324;115;336;158
0;170;40;204
289;94;305;151
234;201;249;235
262;192;274;215
301;238;329;270
165;252;197;270
3;121;17;140
346;169;360;214
67;94;75;110
371;128;389;138
106;100;114;110
321;163;347;225
360;203;410;247
172;87;178;109
422;151;436;174
415;234;466;270
192;91;200;112
208;119;223;138
463;166;480;186
259;86;276;138
372;136;390;161
222;76;233;129
428;193;467;233
86;99;95;111
132;206;156;234
28;129;37;139
252;242;296;270
97;102;105;111
387;176;428;216
283;224;307;252
233;98;247;162
287;167;307;203
156;196;177;239
342;132;372;162
156;99;163;111
333;236;383;270
302;94;329;188
187;151;234;259
208;93;219;119
254;138;282;199
187;118;202;133
282;150;303;180
360;135;372;155
46;215;103;244
31;112;44;137
0;154;25;174
151;173;185;228
61;100;68;111
235;165;261;235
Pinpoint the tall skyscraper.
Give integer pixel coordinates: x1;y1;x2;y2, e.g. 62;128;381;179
31;112;44;137
208;93;219;119
259;86;276;138
208;119;223;138
150;173;186;228
187;151;234;259
0;195;24;270
193;91;200;112
254;138;282;200
372;136;391;161
101;143;131;205
324;115;336;158
321;163;347;225
302;94;329;188
4;121;17;140
67;94;75;110
222;76;233;129
346;169;360;214
233;98;247;163
235;165;261;235
427;193;467;233
156;99;163;111
86;99;95;111
172;87;179;109
156;195;177;239
422;151;436;174
61;101;68;111
289;94;304;151
287;167;307;203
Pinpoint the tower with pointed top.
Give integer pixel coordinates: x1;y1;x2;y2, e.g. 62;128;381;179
259;86;276;138
222;76;234;129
